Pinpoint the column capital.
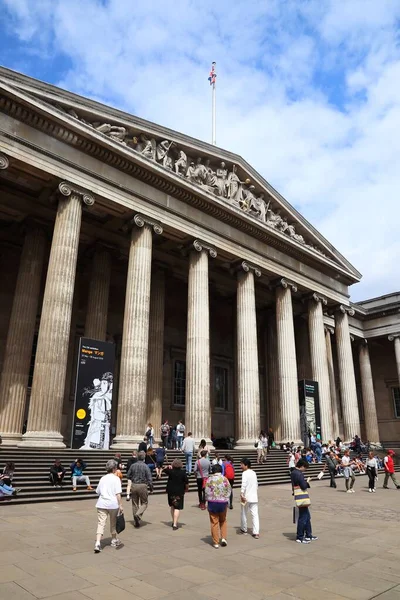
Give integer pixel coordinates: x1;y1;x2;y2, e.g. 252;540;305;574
307;292;328;306
58;181;95;206
231;260;261;277
270;277;297;292
329;304;355;317
324;325;335;335
192;239;217;258
388;333;400;341
123;213;163;235
0;152;10;170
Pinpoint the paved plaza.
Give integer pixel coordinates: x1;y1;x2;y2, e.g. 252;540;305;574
2;479;400;600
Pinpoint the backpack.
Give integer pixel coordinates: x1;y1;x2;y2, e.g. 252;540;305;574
224;462;235;480
145;429;152;438
161;424;169;435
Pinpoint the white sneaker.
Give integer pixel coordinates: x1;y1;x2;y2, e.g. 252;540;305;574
212;544;219;549
94;543;101;553
111;538;121;548
346;490;352;493
220;539;227;547
369;489;372;493
373;489;376;493
351;489;355;493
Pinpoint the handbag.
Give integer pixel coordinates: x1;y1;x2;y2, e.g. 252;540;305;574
317;471;324;480
197;460;208;489
293;485;311;507
116;509;125;534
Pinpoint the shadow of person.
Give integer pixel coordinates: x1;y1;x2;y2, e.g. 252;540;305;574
282;532;297;541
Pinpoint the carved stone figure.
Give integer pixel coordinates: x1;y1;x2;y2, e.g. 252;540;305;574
186;161;196;182
193;157;208;185
226;164;244;203
174;150;187;175
240;184;257;212
156;140;174;168
266;209;284;229
250;193;268;222
94;123;127;142
215;161;227;196
134;134;156;160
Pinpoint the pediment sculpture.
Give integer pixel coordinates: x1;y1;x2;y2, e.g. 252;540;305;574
54;104;325;256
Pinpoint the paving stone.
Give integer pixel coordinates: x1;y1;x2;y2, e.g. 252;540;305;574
80;584;143;600
306;577;374;600
112;577;170;599
0;582;37;600
17;573;93;598
165;565;222;584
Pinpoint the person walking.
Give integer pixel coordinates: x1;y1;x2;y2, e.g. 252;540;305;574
145;423;154;448
155;444;167;479
323;451;338;488
366;451;379;492
255;435;263;464
70;458;93;491
49;459;66;488
160;420;170;448
341;450;356;493
224;455;235;509
194;450;211;509
94;459;123;553
176;420;185;450
383;449;400;489
166;458;189;530
126;451;153;527
291;458;317;544
267;428;274;453
197;439;210;459
182;432;196;474
205;464;231;548
240;458;260;539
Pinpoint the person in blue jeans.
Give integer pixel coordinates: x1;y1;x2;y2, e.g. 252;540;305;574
181;432;196;475
291;458;318;544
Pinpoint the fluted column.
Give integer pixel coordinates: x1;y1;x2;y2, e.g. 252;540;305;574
266;310;281;442
388;334;400;387
358;340;380;443
275;279;301;443
19;182;94;447
112;214;162;448
185;240;216;443
146;269;165;434
84;245;111;341
325;326;340;439
236;261;261;447
308;293;333;441
0;227;46;444
334;305;360;442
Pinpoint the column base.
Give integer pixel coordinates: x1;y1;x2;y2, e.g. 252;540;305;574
111;435;144;450
235;438;259;450
18;431;66;448
0;432;22;446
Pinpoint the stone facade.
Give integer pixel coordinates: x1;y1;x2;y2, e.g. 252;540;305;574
0;68;399;448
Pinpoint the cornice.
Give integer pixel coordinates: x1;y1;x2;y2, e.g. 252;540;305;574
0;151;9;169
0;82;361;285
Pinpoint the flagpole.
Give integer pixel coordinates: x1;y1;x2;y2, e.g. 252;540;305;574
212;63;216;145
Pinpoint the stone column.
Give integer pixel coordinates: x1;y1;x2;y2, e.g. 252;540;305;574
388;334;400;387
112;214;162;448
0;227;46;444
19;182;94;447
236;261;261;447
358;339;380;443
266;310;281;442
146;269;165;434
334;305;360;442
325;326;340;439
84;245;111;341
185;240;216;443
275;279;301;443
308;293;333;441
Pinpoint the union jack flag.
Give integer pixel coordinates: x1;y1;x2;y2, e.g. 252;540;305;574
208;62;217;85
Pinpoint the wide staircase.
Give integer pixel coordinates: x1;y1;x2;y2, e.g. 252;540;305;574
0;447;390;506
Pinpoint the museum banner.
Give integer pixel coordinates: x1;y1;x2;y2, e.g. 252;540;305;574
298;379;321;446
71;337;115;450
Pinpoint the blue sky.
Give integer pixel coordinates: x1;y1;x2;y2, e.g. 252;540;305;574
1;0;400;301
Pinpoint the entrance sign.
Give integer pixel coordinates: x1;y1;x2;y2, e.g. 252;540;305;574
71;338;115;449
298;379;321;446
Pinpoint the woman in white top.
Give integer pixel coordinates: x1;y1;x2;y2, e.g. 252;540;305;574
94;459;123;553
145;423;155;448
366;451;379;493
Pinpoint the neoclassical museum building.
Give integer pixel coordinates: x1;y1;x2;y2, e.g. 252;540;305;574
0;67;399;449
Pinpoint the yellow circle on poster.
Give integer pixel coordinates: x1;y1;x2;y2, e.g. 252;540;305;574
76;409;86;420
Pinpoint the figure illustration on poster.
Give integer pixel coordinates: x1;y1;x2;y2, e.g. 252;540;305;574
80;372;113;450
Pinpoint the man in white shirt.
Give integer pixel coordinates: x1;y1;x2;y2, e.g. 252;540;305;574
240;458;259;538
176;420;185;450
181;432;196;474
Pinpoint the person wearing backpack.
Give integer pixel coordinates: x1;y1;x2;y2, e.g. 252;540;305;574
224;455;235;509
176;420;185;450
160;420;170;449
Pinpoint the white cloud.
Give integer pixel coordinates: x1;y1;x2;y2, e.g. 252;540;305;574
2;0;400;300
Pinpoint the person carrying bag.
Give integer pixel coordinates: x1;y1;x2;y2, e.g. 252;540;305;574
290;458;317;544
194;450;211;510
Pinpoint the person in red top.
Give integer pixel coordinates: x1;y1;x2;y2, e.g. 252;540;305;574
383;450;400;489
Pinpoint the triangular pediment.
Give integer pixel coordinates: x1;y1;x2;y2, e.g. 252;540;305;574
0;67;361;283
